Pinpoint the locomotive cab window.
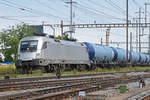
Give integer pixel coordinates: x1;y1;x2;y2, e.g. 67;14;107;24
42;42;47;49
20;40;38;52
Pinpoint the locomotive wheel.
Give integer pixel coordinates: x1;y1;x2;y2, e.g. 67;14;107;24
22;66;26;74
28;66;32;74
21;67;25;74
16;66;23;74
76;65;81;71
23;65;32;74
26;66;29;74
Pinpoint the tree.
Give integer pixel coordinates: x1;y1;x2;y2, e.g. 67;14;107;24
0;24;36;62
55;34;77;41
0;56;3;63
55;34;69;40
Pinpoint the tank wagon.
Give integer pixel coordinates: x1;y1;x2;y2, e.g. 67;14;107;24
16;36;150;73
131;51;140;65
111;47;127;65
83;42;114;67
140;53;147;64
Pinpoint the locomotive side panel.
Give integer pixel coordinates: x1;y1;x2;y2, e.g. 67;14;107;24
41;40;90;65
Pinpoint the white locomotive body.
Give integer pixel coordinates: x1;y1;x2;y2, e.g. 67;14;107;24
16;36;90;72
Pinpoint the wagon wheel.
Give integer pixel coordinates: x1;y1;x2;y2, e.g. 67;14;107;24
77;65;86;71
48;65;54;72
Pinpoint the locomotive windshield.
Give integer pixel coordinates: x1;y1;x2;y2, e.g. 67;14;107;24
20;40;38;52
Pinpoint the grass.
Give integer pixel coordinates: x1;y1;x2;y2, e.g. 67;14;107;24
119;84;127;94
93;66;150;73
62;66;150;76
0;64;17;74
17;70;44;78
0;64;17;79
0;65;150;79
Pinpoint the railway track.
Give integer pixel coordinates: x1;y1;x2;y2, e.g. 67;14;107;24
0;70;148;85
0;70;148;92
0;76;112;92
142;95;150;100
1;73;150;100
127;89;150;100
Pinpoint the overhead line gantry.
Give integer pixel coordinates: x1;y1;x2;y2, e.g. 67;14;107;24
44;23;150;28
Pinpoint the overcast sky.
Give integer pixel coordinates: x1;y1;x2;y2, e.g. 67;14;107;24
0;0;150;53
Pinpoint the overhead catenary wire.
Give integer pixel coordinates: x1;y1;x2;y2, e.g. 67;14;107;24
0;0;149;52
0;16;21;21
132;0;143;9
0;16;50;23
2;0;65;19
87;0;125;16
73;4;110;23
0;16;41;18
59;0;97;23
74;5;108;23
59;0;89;23
104;0;133;18
61;0;125;23
76;1;126;21
106;0;125;13
0;0;68;21
0;2;55;23
33;0;68;16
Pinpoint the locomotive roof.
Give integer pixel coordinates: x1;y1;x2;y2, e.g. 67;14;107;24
20;36;86;47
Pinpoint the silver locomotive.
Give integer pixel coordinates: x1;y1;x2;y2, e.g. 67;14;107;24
15;36;90;73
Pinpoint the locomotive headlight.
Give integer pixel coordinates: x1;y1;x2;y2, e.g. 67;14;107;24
17;54;20;60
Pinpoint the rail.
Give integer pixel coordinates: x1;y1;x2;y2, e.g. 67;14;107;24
1;74;150;100
0;70;148;85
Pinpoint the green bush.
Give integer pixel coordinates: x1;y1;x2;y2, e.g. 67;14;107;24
119;84;127;94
